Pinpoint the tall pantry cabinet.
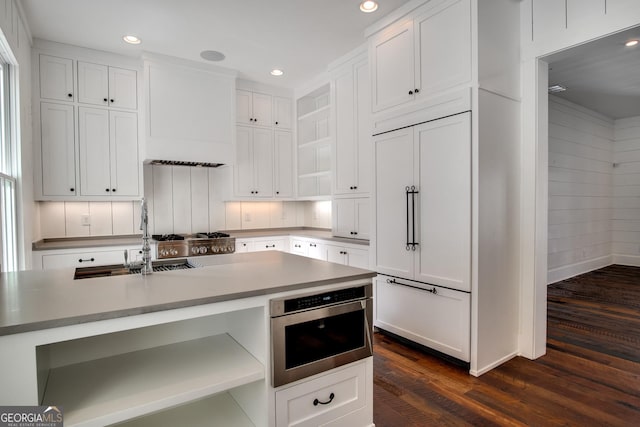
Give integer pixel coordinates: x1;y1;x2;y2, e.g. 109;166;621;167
368;0;522;375
34;44;142;200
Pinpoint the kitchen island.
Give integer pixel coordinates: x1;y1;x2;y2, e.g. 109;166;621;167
0;251;376;427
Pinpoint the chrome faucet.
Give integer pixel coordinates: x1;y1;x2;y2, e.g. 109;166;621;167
140;198;153;275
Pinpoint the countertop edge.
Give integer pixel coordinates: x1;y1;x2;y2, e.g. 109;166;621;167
0;270;376;336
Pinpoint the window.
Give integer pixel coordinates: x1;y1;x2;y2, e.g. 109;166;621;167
0;59;17;272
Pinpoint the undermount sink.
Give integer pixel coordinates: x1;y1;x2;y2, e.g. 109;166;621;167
74;259;199;280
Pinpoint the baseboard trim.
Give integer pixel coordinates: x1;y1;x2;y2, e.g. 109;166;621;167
547;255;612;284
612;254;640;267
469;351;518;377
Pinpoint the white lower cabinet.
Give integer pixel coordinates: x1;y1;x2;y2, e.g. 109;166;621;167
236;239;252;253
374;274;470;362
37;247;138;270
307;241;327;261
290;239;309;256
251;237;288;252
275;360;367;427
326;244;369;269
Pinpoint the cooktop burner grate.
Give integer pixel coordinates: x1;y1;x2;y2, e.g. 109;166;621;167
152;234;185;241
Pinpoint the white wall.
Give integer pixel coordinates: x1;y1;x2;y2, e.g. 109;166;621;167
612;116;640;265
547;96;614;283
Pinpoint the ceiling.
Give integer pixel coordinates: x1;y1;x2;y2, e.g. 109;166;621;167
21;0;409;90
547;25;640;120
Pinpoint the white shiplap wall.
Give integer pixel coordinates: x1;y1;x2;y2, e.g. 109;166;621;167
547;97;614;283
613;116;640;265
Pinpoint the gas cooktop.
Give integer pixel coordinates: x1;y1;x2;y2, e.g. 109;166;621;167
153;232;235;258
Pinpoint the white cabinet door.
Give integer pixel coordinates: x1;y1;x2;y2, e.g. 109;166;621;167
334;68;356;195
253;238;286;252
40;102;77;196
274;130;294;198
370;20;415;112
77;61;109;106
326;244;347;265
236;89;252;125
275;361;367;427
332;198;355;238
40;54;74;102
414;0;471;99
355;59;372;194
109;111;139;196
41;249;127;270
373;127;415;278
375;275;470;361
354;198;370;240
307;241;327;261
414;113;471;292
235;126;254;197
346;246;369;269
273;96;292;129
253;127;274;197
108;67;137;109
251;92;272;127
79;107;111;196
290;239;308;256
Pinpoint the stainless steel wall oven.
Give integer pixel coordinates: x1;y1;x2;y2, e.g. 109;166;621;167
270;281;373;387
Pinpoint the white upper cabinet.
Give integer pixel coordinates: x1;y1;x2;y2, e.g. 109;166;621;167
78;108;139;197
333;197;369;240
273;96;293;129
236;90;272;127
40;102;76;196
234;125;273;198
40;54;75;102
369;0;471;114
370;20;414;113
78;62;137;109
274;130;294;198
333;56;371;196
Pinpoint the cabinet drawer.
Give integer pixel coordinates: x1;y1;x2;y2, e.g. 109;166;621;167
275;361;366;427
42;250;127;270
252;238;287;252
375;275;470;361
290;239;308;256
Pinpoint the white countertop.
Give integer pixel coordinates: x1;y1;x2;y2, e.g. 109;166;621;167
0;251;375;336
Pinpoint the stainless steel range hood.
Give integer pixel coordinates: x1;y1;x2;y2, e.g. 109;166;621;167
147;160;225;168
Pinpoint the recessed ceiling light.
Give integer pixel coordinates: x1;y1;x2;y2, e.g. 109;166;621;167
548;84;567;94
360;1;378;13
122;35;141;45
270;69;284;76
625;39;639;47
200;50;226;61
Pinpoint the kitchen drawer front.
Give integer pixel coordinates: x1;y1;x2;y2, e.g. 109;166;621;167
275;361;366;427
290;239;309;256
42;249;127;270
375;275;470;362
251;238;287;252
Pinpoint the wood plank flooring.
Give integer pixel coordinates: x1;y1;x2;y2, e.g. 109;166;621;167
373;265;640;426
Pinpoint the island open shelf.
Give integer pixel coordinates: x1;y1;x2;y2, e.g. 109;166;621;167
41;333;264;427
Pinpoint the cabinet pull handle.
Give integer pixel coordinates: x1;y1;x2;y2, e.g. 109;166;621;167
414;88;420;93
310;243;316;247
276;191;280;195
112;188;116;192
103;98;108;102
110;99;115;103
405;186;411;251
105;188;110;192
411;186;419;250
266;244;275;248
313;393;335;406
275;121;279;125
70;188;74;192
67;93;73;98
386;278;437;294
254;118;258;122
408;90;413;95
78;258;95;263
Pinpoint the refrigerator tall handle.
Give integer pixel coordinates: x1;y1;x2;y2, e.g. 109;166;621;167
405;186;411;251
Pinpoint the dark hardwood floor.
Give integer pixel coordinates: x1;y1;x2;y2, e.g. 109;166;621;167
373;265;640;426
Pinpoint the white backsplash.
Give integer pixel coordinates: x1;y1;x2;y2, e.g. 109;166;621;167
37;165;332;238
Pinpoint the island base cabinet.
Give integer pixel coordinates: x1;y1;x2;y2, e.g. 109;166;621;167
275;359;371;427
374;275;470;362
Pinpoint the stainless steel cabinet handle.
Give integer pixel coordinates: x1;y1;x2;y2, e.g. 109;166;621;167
78;258;95;263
